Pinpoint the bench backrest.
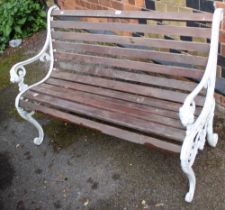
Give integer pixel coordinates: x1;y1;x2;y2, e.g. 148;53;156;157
50;10;213;101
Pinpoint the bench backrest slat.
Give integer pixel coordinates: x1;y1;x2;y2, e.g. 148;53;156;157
54;52;204;79
53;41;208;67
52;32;210;53
51;20;212;39
54;61;198;92
51;10;213;100
52;10;213;22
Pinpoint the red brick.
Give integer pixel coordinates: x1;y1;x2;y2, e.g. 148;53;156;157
57;0;145;10
112;1;124;10
215;1;225;9
99;0;112;8
128;0;135;5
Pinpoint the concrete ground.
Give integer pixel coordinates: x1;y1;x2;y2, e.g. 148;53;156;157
0;31;225;210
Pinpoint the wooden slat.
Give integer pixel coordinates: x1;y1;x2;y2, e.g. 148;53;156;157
215;2;225;10
21;101;182;153
46;78;203;115
52;10;213;22
30;84;183;128
51;20;212;39
24;92;185;141
219;29;225;43
46;78;183;112
53;41;208;67
33;82;180;119
51;71;205;106
54;51;204;80
52;31;210;53
56;62;199;93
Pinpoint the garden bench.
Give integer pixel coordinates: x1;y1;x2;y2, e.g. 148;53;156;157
10;6;224;202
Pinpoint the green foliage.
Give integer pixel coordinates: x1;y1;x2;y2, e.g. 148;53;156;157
0;0;46;52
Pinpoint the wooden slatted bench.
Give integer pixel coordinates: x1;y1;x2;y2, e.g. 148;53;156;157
10;6;224;202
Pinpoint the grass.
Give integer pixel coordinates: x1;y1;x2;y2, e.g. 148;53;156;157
0;53;28;90
43;119;94;151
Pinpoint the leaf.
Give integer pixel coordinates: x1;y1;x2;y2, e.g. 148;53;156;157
17;17;27;25
0;0;46;52
14;26;22;35
39;10;46;18
3;24;11;37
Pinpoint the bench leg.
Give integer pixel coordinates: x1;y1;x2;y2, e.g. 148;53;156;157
207;101;218;147
181;160;196;203
16;93;44;145
17;106;44;145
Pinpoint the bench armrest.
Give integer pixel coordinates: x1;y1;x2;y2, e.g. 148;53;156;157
179;8;224;127
10;6;58;92
179;11;224;201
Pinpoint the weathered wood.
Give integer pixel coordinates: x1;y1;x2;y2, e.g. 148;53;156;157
51;71;205;106
52;10;213;22
56;61;201;93
46;78;203;115
53;41;208;67
52;20;212;39
30;83;183;128
52;32;210;53
54;52;204;80
46;78;183;112
24;91;185;141
21;100;182;153
34;83;180;119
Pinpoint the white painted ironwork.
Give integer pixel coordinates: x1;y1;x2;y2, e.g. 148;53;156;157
179;8;224;202
10;6;58;145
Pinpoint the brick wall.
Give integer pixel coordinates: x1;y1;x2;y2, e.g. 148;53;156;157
57;0;145;10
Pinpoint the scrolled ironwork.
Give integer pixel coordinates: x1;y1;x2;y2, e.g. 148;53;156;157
9;5;59;145
179;8;224;202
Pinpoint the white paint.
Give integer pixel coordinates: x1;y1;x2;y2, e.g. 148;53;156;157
115;10;122;15
10;6;59;145
33;93;39;97
179;8;224;202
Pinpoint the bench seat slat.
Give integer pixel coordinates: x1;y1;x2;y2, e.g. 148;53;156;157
54;52;204;80
52;32;210;53
52;20;212;39
46;78;182;112
30;84;183;128
46;78;202;116
52;10;213;22
51;71;205;106
53;41;208;67
23;91;185;142
21;100;182;153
